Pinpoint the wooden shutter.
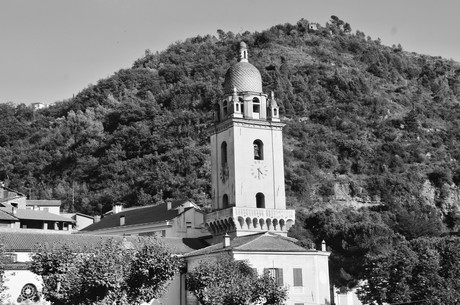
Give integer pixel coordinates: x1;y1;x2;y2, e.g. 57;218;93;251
293;268;303;286
264;268;269;275
276;268;283;286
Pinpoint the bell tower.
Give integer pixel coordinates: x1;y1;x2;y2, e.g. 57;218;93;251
205;42;295;240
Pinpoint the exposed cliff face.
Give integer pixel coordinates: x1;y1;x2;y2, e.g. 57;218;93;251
317;178;460;225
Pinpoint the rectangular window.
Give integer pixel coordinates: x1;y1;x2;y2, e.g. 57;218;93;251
4;254;17;263
264;268;283;286
253;104;260;113
293;268;303;286
294;303;304;305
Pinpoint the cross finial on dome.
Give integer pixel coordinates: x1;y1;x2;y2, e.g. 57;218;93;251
232;87;238;101
239;41;248;63
269;91;278;108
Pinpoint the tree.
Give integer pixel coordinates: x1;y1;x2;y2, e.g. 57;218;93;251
358;237;460;305
303;208;400;290
30;237;180;305
186;254;287;305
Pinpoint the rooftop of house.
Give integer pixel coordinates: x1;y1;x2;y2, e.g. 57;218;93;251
0;231;207;254
0;209;19;221
81;199;201;232
60;212;94;219
26;200;61;207
0;185;25;199
183;232;319;258
0;207;74;223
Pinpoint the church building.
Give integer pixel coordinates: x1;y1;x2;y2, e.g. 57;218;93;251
181;42;331;305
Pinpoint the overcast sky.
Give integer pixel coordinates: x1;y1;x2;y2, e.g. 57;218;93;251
1;0;459;105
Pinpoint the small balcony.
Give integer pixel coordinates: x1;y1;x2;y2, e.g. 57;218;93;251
205;207;295;235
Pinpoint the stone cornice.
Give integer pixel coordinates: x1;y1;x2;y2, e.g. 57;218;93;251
207;118;285;135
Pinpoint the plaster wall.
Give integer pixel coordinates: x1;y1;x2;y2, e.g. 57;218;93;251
211;121;285;210
3;269;46;305
233;251;331;305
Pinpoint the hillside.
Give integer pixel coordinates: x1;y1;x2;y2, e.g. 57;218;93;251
2;17;460;214
3;16;460;289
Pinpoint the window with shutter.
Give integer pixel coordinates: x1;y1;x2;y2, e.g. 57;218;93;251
293;268;303;286
264;268;284;286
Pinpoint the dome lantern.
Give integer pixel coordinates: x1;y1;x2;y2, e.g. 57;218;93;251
223;42;262;94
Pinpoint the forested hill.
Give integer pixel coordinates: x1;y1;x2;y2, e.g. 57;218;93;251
2;16;460;229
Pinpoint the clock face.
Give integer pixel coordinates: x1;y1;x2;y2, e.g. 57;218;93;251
220;165;229;183
250;162;268;180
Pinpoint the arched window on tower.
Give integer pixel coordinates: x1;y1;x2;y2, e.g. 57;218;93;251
253;97;260;113
223;194;229;209
253;140;263;160
256;193;265;208
223;100;228;117
221;142;227;166
214;103;221;122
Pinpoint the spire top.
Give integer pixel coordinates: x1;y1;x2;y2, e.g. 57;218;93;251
239;41;248;63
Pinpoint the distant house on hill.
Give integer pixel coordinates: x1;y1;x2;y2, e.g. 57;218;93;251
308;22;319;31
30;103;48;110
80;199;209;238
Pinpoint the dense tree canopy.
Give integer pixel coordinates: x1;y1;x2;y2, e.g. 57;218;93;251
186;255;287;305
30;237;180;305
358;237;460;305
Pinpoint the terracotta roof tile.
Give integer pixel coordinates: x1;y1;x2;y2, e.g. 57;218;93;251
0;231;202;254
0;208;74;223
0;209;18;221
183;232;316;258
26;200;61;207
81;199;194;232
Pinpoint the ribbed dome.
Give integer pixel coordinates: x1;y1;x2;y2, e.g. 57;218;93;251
223;61;262;94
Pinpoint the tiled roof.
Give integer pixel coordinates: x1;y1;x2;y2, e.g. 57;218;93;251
60;212;94;220
0;209;18;221
26;200;61;207
183;232;315;258
0;231;201;254
81;199;194;232
0;208;74;223
223;61;262;94
0;185;25;198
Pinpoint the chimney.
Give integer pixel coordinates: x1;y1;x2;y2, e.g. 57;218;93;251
113;204;122;214
223;233;231;248
94;215;101;223
167;201;172;210
321;240;327;252
120;215;125;226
